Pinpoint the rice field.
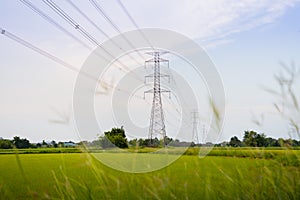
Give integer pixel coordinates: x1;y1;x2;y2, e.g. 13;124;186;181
0;148;299;199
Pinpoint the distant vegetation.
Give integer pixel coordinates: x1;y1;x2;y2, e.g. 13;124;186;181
99;127;128;148
226;130;300;147
0;136;76;149
1;129;300;150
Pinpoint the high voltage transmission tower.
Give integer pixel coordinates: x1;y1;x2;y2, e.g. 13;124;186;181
191;110;199;145
144;52;170;147
201;123;208;144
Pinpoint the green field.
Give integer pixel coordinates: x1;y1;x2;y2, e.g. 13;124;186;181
0;148;299;199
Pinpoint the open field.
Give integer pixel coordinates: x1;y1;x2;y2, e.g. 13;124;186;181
0;148;299;199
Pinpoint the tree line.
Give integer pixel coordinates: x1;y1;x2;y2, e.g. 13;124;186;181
224;130;300;147
85;129;300;148
86;128;300;149
0;136;76;149
83;127;193;149
1;129;300;149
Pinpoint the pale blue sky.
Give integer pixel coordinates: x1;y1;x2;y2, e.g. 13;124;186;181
0;0;300;142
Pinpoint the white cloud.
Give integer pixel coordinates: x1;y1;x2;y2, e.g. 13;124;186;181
124;0;299;44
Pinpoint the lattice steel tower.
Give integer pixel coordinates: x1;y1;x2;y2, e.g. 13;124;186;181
144;52;170;146
191;110;199;145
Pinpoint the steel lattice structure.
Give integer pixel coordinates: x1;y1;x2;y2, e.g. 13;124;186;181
191;110;199;145
144;52;170;146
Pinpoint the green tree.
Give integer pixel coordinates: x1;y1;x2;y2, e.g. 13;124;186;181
255;133;267;147
13;136;30;149
138;138;146;147
146;137;160;147
101;127;128;148
265;137;280;147
129;138;138;147
0;139;13;149
243;131;258;147
243;131;268;147
292;139;300;147
278;138;294;147
229;136;243;147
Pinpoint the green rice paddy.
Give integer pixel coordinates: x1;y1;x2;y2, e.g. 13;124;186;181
0;148;299;199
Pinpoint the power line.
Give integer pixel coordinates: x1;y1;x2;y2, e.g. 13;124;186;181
168;68;192;117
89;0;122;35
115;1;198;138
1;28;81;76
65;0;110;40
14;1;186;136
89;1;195;137
115;0;153;49
4;1;188;140
1;28;184;138
114;1;194;133
19;0;92;51
19;0;138;79
0;28;145;100
89;0;146;60
43;0;150;85
20;0;135;78
42;0;143;82
65;0;143;67
42;0;100;46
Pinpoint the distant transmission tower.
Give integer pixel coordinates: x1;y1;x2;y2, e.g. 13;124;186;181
201;124;207;144
191;110;199;145
144;52;170;147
